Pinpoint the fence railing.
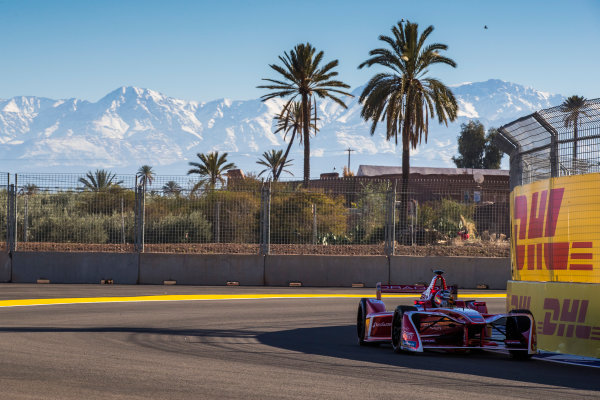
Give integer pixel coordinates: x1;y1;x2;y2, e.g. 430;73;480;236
497;97;600;188
4;173;511;255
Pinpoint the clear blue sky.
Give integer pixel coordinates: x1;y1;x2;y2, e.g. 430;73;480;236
1;0;599;102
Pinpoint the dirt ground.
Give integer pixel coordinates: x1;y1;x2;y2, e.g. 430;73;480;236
12;240;509;257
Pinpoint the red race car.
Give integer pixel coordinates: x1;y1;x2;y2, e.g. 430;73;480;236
356;270;536;359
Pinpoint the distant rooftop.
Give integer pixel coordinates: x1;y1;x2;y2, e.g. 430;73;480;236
356;165;509;177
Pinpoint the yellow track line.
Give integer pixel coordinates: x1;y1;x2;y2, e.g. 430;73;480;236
0;293;506;308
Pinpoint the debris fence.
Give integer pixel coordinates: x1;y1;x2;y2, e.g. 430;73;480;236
3;173;511;255
497;97;600;188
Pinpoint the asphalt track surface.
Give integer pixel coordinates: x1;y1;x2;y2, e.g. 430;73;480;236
0;285;597;400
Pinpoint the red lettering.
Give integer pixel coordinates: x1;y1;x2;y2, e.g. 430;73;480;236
560;299;579;322
514;224;525;270
510;295;518;309
544;188;564;237
576;325;591;339
527;244;536;270
570;264;593;270
536;243;543;269
540;298;594;340
544;242;569;269
514;195;528;240
572;242;593;248
528;191;547;238
578;300;589;323
571;253;592;259
542;298;560;335
566;325;575;337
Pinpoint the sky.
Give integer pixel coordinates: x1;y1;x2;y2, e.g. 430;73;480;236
1;0;599;103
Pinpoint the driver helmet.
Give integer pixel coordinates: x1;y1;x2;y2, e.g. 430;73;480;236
433;289;455;308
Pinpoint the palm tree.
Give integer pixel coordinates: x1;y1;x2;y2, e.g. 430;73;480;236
272;101;317;180
560;95;589;162
162;180;182;196
258;43;353;185
137;165;155;192
78;169;123;191
359;20;458;229
257;149;294;181
187;151;236;188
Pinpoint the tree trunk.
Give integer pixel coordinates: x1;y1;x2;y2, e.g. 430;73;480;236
400;143;410;232
399;115;411;238
275;130;296;181
302;93;310;187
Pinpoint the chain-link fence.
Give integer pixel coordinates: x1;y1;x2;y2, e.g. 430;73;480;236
3;172;511;255
497;97;600;188
0;173;8;251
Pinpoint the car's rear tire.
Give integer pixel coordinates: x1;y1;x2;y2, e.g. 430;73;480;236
391;305;417;353
357;298;375;346
507;309;534;360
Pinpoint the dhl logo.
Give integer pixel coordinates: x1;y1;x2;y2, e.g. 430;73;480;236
510;294;531;310
513;188;594;271
537;297;600;341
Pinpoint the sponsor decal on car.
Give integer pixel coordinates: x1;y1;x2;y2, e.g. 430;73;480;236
402;329;415;340
373;322;392;328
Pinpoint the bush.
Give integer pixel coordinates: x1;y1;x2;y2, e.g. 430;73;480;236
270;190;347;244
198;190;261;243
145;211;212;243
29;213;109;243
416;198;475;238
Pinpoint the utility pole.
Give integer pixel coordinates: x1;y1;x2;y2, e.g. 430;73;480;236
346;148;355;172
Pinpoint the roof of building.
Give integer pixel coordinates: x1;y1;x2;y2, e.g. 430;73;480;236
356;165;509;177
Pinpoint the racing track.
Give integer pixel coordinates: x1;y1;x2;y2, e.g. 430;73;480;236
0;284;597;400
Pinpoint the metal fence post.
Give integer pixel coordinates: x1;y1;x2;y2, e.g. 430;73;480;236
384;183;396;256
259;183;271;255
7;182;17;253
134;184;145;253
5;174;8;252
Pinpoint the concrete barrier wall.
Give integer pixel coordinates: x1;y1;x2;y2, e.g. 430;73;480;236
8;251;510;288
11;252;139;284
390;256;510;289
265;255;388;287
139;253;264;285
0;252;11;283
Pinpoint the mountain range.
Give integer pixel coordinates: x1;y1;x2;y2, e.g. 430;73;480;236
0;79;565;176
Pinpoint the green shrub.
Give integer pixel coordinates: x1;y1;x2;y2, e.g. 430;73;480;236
145;211;212;243
417;198;475;238
270;190;347;244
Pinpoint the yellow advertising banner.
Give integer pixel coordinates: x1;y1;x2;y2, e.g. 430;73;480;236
507;280;600;358
510;173;600;283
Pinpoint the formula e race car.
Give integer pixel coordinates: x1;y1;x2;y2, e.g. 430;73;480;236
356;271;536;359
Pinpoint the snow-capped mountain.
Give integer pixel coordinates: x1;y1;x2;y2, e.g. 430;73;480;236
0;79;564;176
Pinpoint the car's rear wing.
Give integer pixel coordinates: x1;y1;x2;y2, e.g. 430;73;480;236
376;282;427;300
375;281;459;300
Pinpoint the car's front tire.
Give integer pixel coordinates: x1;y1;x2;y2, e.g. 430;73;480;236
392;305;417;353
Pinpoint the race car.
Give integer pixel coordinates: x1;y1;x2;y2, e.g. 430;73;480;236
356;270;536;359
